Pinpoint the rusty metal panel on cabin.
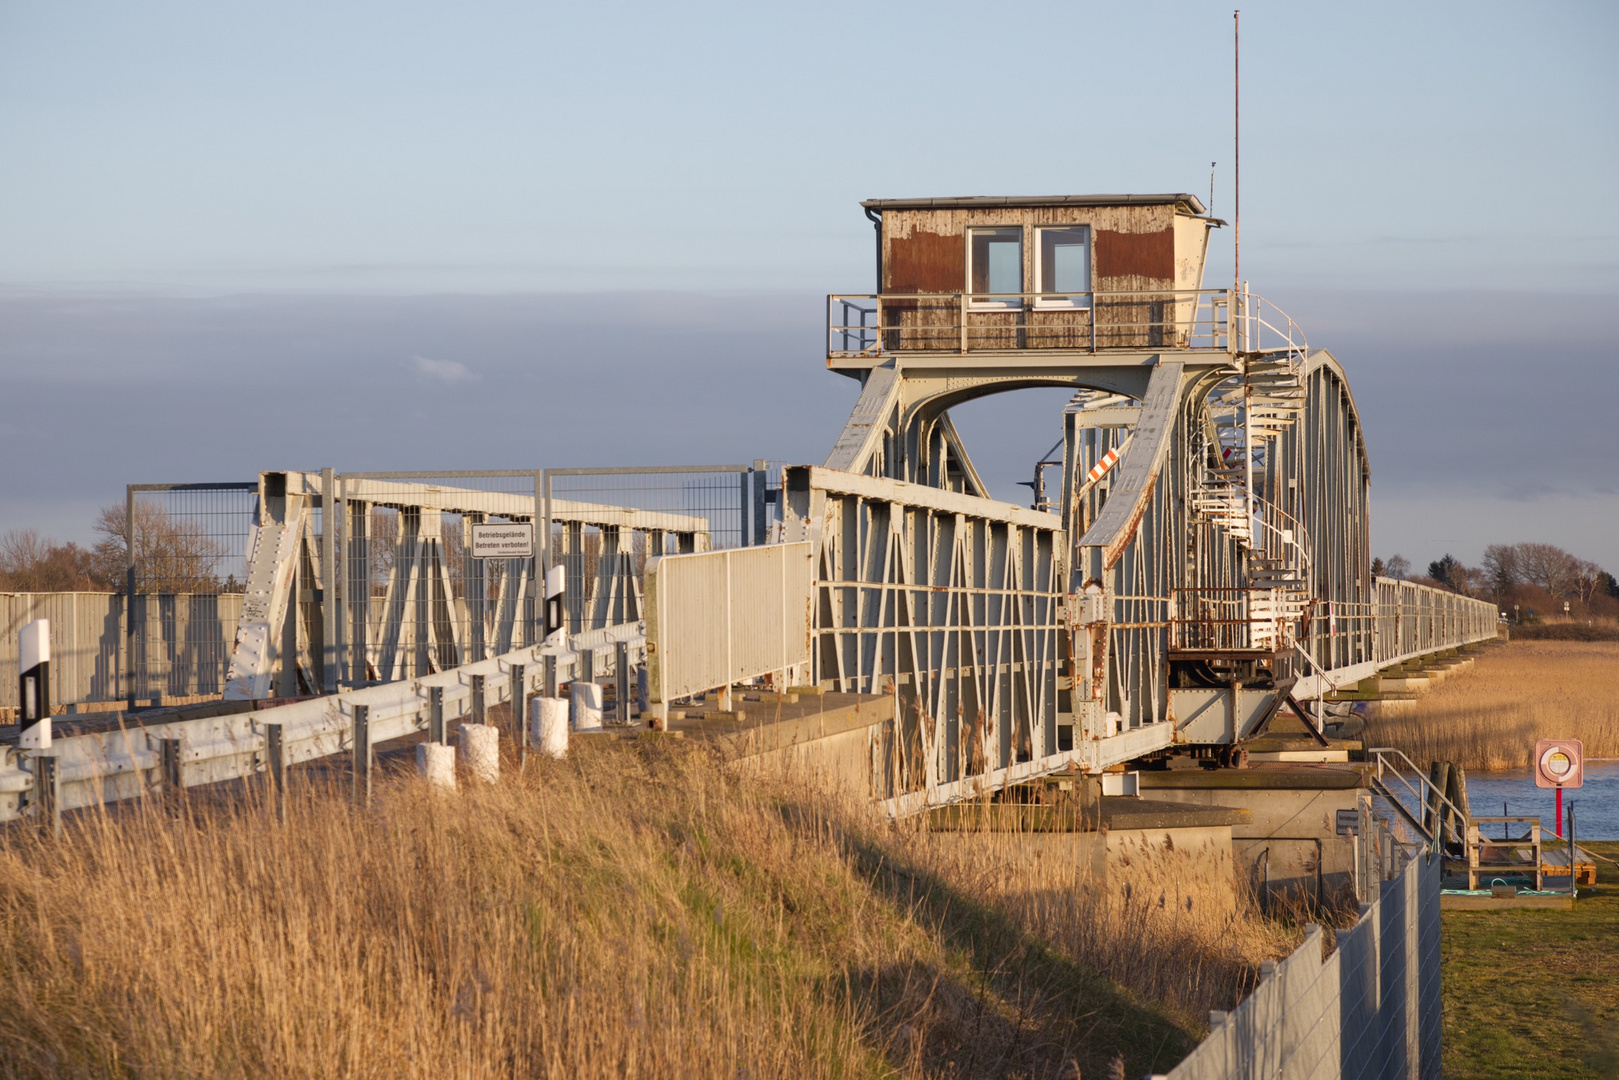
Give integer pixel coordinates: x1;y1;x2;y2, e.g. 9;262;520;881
1094;228;1175;283
1094;227;1177;350
884;228;963;294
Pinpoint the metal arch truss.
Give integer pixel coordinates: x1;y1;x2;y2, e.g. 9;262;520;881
816;330;1497;793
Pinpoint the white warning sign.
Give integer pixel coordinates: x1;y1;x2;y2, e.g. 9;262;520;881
470;523;534;559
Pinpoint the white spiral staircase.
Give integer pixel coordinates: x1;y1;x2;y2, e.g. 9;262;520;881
1192;333;1312;650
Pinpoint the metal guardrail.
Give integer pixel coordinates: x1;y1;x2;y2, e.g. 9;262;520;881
0;625;644;827
1166;578;1498;666
643;543;812;720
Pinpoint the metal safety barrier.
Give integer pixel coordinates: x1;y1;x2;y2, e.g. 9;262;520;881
643;542;812;718
0;625;643;826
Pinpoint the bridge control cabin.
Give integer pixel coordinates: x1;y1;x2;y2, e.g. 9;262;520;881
828;194;1223;369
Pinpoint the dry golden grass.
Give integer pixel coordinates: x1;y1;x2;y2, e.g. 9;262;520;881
1365;641;1619;771
0;741;1299;1079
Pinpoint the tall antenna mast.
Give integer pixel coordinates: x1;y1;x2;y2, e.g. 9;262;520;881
1233;9;1241;292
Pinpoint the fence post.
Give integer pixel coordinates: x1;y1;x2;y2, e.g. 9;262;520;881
125;485;138;711
510;664;526;763
752;460;769;545
544;654;557;699
264;721;285;824
540;469;553;647
615;642;631;724
31;754;59;838
429;685;445;745
160;736;183;799
347;497;369;689
471;675;485;725
352;704;370;806
321;467;338;693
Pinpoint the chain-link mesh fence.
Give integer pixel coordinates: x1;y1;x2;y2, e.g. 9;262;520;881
545;466;750;634
338;472;542;686
125;483;257;707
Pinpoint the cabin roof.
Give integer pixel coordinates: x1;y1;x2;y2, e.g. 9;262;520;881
859;193;1209;215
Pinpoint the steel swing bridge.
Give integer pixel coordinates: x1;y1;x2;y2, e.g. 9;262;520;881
0;193;1496;823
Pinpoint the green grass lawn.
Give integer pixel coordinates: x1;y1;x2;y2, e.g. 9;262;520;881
1443;839;1619;1079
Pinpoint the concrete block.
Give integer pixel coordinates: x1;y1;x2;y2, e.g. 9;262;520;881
458;723;499;783
416;741;456;791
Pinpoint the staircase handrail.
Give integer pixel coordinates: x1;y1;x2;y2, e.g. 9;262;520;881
1290;640;1342;692
1235;291;1310;361
1249;509;1312;576
1367;746;1470;850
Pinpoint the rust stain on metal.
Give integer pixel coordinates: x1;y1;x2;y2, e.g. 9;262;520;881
1104;474;1157;570
1094;227;1174;281
1089;625;1107;701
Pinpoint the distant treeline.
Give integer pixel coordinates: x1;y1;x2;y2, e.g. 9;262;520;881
1373;542;1618;621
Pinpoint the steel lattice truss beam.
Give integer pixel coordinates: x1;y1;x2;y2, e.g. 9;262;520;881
783;466;1064;800
224;471;708;699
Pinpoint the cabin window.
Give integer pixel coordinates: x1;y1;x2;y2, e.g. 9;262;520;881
1035;226;1091;308
967;227;1022;309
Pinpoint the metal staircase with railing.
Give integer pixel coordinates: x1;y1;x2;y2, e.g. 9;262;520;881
1189;293;1312;651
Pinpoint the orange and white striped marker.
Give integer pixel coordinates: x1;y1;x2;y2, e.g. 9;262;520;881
1086;447;1122;484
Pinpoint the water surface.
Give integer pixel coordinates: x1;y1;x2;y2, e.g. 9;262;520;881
1463;760;1619;841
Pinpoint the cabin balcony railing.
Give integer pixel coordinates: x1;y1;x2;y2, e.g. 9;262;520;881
827;287;1307;360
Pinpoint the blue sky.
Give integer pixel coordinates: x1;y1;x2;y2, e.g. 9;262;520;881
1;1;1615;569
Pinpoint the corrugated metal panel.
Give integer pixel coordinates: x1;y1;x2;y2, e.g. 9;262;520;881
646;543;812;705
0;592;245;708
0;593;123;708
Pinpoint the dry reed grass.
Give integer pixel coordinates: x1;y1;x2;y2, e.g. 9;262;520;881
0;740;1295;1079
1365;641;1619;771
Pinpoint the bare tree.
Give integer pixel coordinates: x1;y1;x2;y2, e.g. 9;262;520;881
93;502;229;593
1385;554;1410;580
1516;542;1577;600
0;529;108;591
1572;559;1607;605
1481;543;1522;599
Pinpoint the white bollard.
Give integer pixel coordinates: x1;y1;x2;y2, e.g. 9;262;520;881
531;697;569;759
458;723;500;783
416;741;457;790
571;681;604;731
